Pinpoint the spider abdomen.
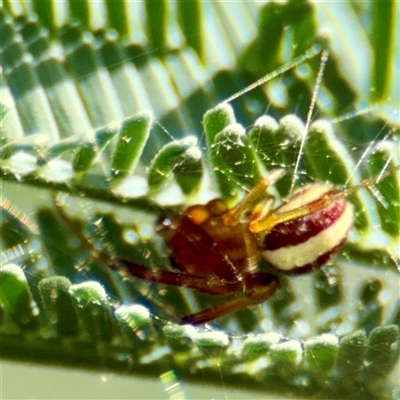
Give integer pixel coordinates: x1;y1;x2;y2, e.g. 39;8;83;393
259;185;354;274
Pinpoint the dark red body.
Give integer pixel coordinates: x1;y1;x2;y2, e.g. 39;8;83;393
156;199;248;285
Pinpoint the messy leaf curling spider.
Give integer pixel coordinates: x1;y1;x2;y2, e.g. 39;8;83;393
56;166;398;326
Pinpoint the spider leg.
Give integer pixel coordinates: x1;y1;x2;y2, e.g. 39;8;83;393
181;273;280;325
248;167;400;235
118;259;244;295
249;190;338;233
222;169;284;226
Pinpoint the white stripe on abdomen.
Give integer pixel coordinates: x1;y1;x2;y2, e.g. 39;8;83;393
262;202;353;271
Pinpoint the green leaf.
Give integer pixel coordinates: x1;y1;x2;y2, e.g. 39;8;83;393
364;325;399;379
210;122;262;194
111;111;153;181
69;281;115;341
38;276;80;337
0;264;38;330
337;330;366;379
305;334;338;375
148;136;202;195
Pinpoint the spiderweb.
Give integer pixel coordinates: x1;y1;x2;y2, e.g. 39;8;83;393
1;5;399;399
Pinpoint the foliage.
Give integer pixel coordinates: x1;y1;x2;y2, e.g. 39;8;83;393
1;2;399;399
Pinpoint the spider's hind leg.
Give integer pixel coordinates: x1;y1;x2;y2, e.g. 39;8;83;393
180;273;280;325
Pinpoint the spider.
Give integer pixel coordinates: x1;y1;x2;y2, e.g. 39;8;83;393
56;166;399;325
50;46;398;325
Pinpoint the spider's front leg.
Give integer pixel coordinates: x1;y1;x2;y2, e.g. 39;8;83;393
222;169;285;226
180;273;280;325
